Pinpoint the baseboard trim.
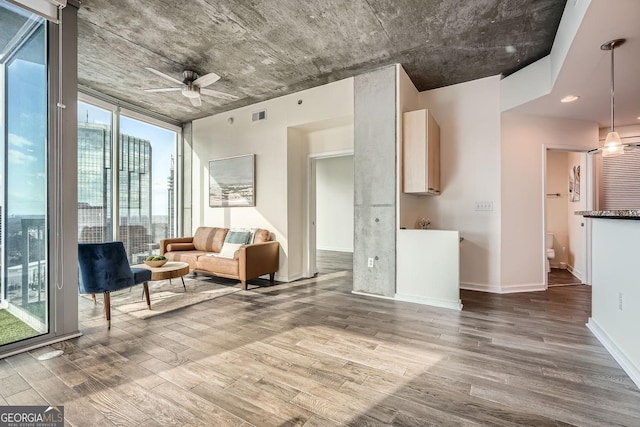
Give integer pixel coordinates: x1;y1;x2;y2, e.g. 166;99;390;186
461;282;546;294
587;318;640;390
317;246;353;253
351;290;395;300
394;293;462;311
566;265;583;282
460;282;502;293
549;263;566;270
501;283;546;294
274;273;301;283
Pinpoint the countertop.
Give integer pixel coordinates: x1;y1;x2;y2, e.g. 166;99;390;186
575;210;640;219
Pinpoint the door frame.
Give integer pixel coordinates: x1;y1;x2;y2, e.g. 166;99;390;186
304;149;353;278
542;146;594;288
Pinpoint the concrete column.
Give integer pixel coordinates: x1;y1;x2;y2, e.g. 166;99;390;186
353;65;397;297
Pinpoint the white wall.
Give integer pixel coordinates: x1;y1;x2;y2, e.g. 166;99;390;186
307;122;353;155
316;156;354;252
546;151;569;268
418;76;502;290
191;78;354;281
567;151;587;280
398;65;431;229
396;229;461;310
588;219;640;389
501;114;598;292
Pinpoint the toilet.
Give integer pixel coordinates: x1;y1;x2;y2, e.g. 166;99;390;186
546;232;555;273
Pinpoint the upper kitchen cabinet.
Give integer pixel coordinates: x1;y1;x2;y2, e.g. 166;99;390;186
403;109;440;195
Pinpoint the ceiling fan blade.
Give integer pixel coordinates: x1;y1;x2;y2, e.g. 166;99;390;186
145;67;183;85
144;87;181;93
193;72;221;88
201;88;239;100
189;96;202;107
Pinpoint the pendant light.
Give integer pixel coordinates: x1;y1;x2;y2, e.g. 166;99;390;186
600;38;625;158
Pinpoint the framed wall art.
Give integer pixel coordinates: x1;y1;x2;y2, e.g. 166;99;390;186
571;165;580;202
209;154;255;207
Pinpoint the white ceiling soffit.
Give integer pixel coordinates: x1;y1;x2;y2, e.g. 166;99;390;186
503;0;640;128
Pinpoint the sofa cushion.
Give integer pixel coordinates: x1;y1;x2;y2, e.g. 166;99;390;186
166;242;195;252
197;256;239;276
253;229;271;243
164;250;208;270
192;227;228;252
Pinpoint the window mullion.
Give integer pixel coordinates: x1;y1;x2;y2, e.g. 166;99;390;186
112;106;120;242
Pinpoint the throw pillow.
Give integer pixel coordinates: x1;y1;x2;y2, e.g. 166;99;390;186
217;242;243;259
225;229;253;245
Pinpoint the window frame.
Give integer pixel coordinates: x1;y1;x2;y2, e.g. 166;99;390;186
77;92;182;247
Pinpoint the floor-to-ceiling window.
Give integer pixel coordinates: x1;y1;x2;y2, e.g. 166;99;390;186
77;98;179;263
77;101;113;245
0;1;48;346
120;115;177;261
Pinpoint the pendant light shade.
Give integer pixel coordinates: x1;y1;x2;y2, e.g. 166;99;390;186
600;39;625;158
602;131;624;157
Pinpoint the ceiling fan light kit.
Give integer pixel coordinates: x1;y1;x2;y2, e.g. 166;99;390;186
143;67;238;107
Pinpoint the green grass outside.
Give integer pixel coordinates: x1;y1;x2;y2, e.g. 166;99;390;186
0;309;40;346
24;300;46;318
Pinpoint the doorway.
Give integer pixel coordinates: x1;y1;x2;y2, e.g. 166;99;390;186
544;149;590;287
307;152;354;276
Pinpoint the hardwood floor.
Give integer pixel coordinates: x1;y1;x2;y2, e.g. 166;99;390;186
317;250;352;275
1;269;639;426
548;268;582;287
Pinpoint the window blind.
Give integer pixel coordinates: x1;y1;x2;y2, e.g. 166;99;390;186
601;146;640;209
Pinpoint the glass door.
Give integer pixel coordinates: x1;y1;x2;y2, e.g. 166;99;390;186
0;1;48;346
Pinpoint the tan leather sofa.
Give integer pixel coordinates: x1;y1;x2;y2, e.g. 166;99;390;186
160;226;279;290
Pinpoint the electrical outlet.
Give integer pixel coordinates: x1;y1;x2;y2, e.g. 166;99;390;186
474;201;493;211
367;257;374;268
618;292;623;311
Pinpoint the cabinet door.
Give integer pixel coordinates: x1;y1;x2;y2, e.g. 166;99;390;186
426;110;440;193
403;109;440;194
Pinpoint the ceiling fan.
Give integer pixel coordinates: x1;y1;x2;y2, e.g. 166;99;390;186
143;67;239;107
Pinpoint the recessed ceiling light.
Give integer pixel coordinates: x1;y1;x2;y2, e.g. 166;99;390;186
561;95;580;103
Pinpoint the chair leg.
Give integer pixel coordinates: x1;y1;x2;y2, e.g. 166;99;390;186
104;292;111;329
92;293;97;304
143;282;151;310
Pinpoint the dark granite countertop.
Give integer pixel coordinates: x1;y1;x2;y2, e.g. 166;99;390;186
575;210;640;219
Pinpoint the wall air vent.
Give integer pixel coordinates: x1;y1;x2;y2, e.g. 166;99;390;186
252;109;267;123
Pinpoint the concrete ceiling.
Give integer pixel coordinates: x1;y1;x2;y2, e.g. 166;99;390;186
509;0;640;129
77;0;566;123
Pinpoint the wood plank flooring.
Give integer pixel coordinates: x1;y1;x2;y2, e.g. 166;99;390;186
548;268;582;287
317;250;353;275
1;260;639;426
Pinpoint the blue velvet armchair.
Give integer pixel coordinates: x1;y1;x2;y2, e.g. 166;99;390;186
78;242;152;329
